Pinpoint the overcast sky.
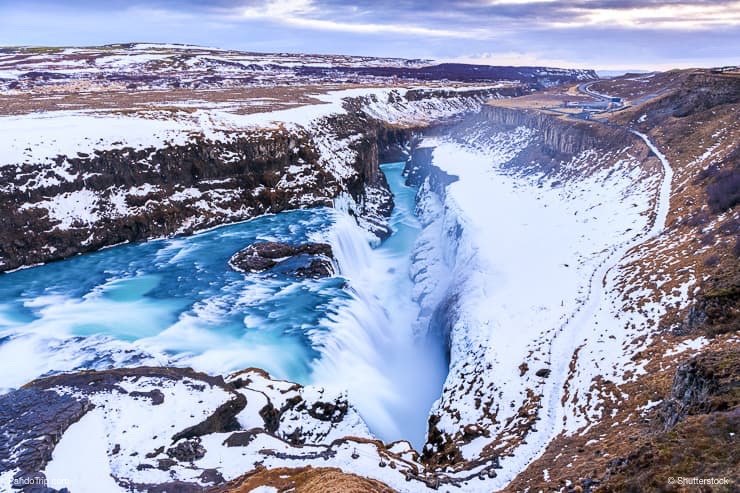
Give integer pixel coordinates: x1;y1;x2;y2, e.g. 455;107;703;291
1;0;738;70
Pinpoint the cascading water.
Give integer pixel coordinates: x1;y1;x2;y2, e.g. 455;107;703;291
0;162;448;448
311;162;448;447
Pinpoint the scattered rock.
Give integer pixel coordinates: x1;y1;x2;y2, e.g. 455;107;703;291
166;439;206;462
130;389;165;405
223;430;258;447
535;368;551;378
156;458;177;471
198;468;225;485
171;393;246;442
308;400;348;424
145;446;165;459
258;402;281;433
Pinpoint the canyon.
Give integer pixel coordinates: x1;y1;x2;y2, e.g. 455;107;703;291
0;45;737;493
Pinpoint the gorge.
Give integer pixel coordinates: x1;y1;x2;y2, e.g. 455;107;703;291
0;45;737;493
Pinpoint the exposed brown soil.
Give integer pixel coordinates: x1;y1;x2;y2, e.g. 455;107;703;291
0;84;347;116
485;84;594;117
209;466;398;493
590;71;691;104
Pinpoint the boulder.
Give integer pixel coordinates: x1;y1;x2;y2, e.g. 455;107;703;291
166;439;206;462
229;241;334;279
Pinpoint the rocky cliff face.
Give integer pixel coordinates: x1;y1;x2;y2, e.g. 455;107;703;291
0;111;393;273
660;348;739;429
0;87;509;273
478;105;636;164
1;128;320;270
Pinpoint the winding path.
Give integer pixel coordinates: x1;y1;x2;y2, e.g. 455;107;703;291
630;130;675;236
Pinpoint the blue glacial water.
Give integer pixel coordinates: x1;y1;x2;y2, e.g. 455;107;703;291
0;162;447;447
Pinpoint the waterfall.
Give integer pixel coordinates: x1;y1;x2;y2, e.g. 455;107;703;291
308;164;448;448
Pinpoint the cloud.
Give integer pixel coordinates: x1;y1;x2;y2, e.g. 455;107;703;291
241;0;316;17
1;0;738;69
236;0;487;38
550;1;740;29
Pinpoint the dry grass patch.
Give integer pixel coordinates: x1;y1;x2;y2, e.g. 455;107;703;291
209;466;398;493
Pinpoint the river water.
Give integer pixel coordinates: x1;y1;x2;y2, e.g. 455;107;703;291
0;162;447;447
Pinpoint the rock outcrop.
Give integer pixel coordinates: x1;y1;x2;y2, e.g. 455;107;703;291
471;105;640;171
660;348;740;429
0;388;92;490
229;241;334;278
0;122;392;272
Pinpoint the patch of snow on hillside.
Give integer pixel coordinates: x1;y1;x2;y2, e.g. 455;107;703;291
21;189;100;228
665;336;709;356
44;411;126;492
0;111;193;167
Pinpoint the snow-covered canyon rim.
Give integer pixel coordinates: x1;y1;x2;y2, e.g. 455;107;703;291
393;100;706;490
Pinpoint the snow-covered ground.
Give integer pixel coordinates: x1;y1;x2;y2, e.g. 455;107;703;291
0;86;498;171
0;50;659;490
21;369;434;493
409;122;676;489
0;44;594;96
